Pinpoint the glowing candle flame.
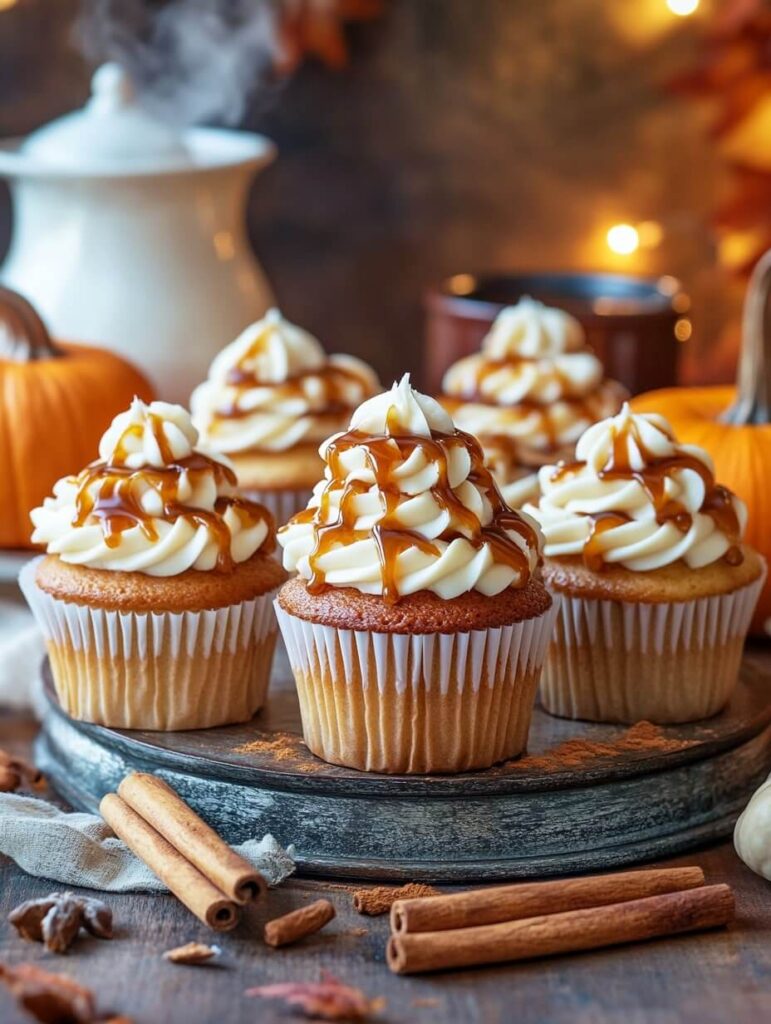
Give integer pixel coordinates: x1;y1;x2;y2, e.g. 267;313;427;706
606;224;640;256
666;0;699;16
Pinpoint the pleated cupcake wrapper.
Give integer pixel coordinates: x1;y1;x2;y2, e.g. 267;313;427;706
19;556;279;730
275;600;558;773
541;568;767;724
240;487;314;529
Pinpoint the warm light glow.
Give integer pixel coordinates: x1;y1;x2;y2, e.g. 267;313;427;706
637;220;663;249
0;0;18;10
606;224;640;256
674;317;692;342
448;273;477;296
666;0;699;15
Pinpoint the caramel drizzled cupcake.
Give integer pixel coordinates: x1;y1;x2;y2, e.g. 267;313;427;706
275;375;557;774
524;404;766;724
440;297;626;506
191;309;381;524
21;398;286;730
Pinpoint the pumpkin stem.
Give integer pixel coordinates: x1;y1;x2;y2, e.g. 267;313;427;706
722;248;771;425
0;286;61;362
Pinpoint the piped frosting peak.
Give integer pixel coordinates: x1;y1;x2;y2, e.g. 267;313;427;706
191;309;380;454
278;376;543;602
31;398;273;576
524;404;747;572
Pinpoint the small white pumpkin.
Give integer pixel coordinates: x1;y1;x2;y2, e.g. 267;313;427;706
734;773;771;879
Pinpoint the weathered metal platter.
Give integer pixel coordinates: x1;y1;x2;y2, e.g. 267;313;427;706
36;649;771;882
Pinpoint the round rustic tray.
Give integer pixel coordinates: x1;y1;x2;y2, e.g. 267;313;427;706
36;650;771;882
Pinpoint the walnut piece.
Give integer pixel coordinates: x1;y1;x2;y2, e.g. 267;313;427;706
163;941;222;965
8;892;113;954
0;961;132;1023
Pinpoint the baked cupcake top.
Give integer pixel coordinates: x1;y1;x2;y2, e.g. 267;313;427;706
190;308;381;454
524;403;748;572
278;375;543;602
441;296;626;461
30;397;274;577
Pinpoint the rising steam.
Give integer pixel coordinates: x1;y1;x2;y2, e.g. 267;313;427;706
76;0;285;126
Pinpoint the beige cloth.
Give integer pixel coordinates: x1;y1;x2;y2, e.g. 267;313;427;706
0;793;295;892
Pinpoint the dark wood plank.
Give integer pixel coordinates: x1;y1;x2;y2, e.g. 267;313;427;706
4;653;771;1023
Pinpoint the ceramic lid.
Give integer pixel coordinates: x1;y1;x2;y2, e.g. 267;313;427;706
21;63;192;171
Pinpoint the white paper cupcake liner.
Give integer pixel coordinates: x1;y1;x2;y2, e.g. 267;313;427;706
541;568;766;724
240;487;313;529
19;557;279;730
275;600;558;773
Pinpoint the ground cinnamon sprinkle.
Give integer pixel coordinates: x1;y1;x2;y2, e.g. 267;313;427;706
352;883;439;916
232;733;303;762
509;721;698;773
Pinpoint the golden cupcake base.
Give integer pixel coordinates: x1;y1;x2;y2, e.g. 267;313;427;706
33;648;771;882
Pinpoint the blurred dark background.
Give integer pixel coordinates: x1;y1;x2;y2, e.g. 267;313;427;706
0;0;764;386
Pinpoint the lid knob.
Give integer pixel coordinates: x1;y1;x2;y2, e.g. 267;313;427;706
90;62;137;113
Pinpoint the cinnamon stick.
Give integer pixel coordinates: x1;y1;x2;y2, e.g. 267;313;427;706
264;899;336;947
118;772;266;904
100;793;239;931
390;866;705;934
386;883;734;974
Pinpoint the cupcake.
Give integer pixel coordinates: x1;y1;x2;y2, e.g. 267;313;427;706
274;374;557;774
21;397;286;730
440;296;626;506
523;403;766;724
190;308;381;524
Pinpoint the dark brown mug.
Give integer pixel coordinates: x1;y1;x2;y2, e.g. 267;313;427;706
424;271;689;396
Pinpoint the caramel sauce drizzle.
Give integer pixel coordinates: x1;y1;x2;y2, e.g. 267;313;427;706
445;368;624;456
301;415;539;603
71;414;272;571
215;337;373;422
550;417;743;571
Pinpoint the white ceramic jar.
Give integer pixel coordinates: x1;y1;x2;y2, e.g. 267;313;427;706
0;63;276;402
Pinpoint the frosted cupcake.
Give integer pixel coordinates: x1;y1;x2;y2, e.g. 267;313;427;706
21;398;285;730
275;375;557;774
524;404;765;724
440;297;626;506
191;309;381;524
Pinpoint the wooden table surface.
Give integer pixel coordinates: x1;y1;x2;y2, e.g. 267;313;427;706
2;712;771;1024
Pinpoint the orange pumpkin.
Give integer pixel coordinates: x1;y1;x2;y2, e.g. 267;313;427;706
0;286;154;549
632;251;771;635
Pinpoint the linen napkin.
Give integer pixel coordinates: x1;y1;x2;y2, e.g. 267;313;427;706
0;793;295;892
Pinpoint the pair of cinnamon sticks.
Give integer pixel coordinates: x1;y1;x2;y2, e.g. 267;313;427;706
386;866;734;974
100;773;266;931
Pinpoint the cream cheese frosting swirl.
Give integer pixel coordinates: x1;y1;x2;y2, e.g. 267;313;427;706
30;398;273;576
441;296;626;461
278;375;543;601
524;404;747;572
191;308;381;454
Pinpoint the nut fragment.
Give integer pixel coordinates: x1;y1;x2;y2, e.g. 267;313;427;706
42;895;86;954
8;897;57;942
163;942;222;965
0;961;132;1023
0;747;44;790
8;892;114;954
81;897;113;939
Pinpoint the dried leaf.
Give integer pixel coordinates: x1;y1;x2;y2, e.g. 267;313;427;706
8;897;58;942
246;973;384;1021
0;961;96;1024
163;942;221;965
80;897;113;940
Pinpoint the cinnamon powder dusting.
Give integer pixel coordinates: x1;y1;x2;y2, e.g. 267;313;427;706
510;721;697;773
232;733;305;762
352;883;439;916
